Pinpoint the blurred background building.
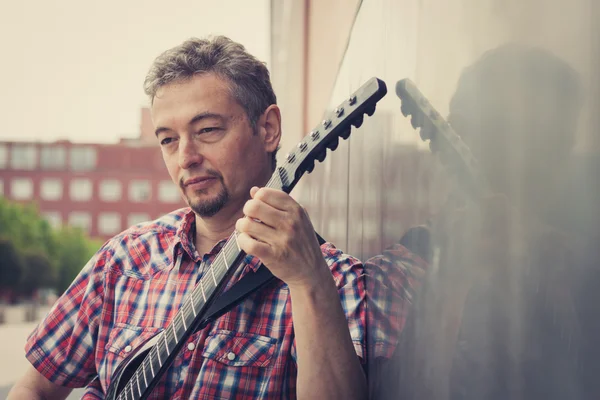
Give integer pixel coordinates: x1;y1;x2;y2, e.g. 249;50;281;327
0;109;184;241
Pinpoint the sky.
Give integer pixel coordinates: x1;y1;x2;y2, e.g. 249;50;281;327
0;0;270;144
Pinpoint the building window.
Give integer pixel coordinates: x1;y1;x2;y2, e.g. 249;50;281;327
99;179;122;202
68;212;91;233
11;178;33;200
0;144;7;168
40;179;63;201
129;180;151;202
42;212;62;229
98;212;121;235
127;213;150;227
70;178;93;201
10;145;37;170
158;180;180;203
40;146;66;170
70;146;97;171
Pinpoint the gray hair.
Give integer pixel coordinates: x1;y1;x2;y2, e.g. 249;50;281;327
144;36;279;166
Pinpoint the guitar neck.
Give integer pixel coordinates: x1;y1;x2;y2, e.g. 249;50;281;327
111;76;387;400
120;173;286;400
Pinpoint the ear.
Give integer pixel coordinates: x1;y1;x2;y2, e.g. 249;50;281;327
257;104;281;153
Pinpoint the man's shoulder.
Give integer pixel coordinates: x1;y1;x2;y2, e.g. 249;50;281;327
94;208;192;272
107;207;190;243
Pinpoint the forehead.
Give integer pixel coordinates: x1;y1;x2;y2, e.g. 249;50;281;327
151;73;242;128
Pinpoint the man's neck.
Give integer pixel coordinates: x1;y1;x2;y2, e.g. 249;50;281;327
193;203;246;256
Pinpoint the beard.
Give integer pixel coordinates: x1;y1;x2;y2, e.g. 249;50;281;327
181;172;230;218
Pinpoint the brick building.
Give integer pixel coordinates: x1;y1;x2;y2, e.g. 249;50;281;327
0;108;186;241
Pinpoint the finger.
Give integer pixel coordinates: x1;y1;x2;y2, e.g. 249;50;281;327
235;216;278;244
236;231;270;260
243;198;285;229
252;187;298;212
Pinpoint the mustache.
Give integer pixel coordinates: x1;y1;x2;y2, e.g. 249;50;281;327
179;169;223;189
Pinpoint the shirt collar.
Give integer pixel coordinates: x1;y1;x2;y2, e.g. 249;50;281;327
173;208;262;272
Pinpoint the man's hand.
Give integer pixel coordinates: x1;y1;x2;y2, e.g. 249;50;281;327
236;186;367;399
235;186;329;289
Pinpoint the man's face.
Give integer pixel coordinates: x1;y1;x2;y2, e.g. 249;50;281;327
151;73;276;218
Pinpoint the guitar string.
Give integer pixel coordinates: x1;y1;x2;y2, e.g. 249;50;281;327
116;83;376;399
121;175;281;399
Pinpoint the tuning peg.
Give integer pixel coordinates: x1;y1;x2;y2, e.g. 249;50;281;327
365;105;376;116
316;150;327;162
328;137;340;151
429;139;441;154
410;114;423;129
352;116;364;128
420;129;430;141
400;103;410;117
340;128;352;140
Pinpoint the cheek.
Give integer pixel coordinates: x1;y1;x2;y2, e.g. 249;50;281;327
163;154;180;184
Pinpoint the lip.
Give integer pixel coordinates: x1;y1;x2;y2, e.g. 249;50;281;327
183;176;216;186
183;176;217;190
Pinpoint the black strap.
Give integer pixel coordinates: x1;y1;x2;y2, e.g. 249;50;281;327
197;231;327;330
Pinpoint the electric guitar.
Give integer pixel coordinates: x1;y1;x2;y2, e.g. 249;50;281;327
395;78;491;200
104;77;388;400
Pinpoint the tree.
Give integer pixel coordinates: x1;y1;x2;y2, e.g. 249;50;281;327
54;226;101;294
0;238;24;323
20;251;57;322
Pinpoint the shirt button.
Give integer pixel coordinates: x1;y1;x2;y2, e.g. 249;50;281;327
227;352;236;361
187;342;196;351
124;345;132;353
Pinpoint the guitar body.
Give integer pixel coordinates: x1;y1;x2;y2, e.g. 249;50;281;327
105;334;160;400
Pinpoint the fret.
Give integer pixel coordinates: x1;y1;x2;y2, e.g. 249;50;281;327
163;332;170;356
181;313;187;330
157;346;162;366
136;373;141;396
200;280;207;302
171;323;178;343
222;251;229;270
149;352;155;376
233;231;240;251
130;381;134;399
191;293;197;316
142;362;148;386
210;265;217;286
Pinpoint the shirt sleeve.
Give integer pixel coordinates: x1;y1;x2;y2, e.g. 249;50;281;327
364;242;428;361
24;242;112;388
291;243;367;362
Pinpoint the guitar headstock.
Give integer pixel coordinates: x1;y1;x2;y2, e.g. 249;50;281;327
395;78;490;199
276;77;387;193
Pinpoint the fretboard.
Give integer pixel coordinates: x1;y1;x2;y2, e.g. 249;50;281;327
118;172;285;400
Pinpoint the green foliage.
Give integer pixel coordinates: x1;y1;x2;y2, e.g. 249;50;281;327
20;251;56;296
0;238;24;291
0;198;101;297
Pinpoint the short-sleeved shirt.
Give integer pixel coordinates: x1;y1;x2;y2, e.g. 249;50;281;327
25;208;370;399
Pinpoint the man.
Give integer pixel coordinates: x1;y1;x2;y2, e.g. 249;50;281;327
371;44;586;399
8;36;372;399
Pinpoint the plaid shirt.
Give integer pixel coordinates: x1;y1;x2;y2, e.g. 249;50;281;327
25;208;378;399
365;241;428;361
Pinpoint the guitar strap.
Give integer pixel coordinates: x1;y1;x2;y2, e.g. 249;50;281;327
196;231;327;331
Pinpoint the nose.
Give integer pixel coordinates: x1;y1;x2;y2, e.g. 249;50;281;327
178;136;204;170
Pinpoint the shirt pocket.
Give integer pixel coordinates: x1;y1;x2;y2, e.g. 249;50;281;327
101;323;163;388
201;330;278;368
105;323;163;358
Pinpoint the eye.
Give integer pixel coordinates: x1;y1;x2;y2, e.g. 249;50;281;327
198;127;218;134
160;137;176;145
